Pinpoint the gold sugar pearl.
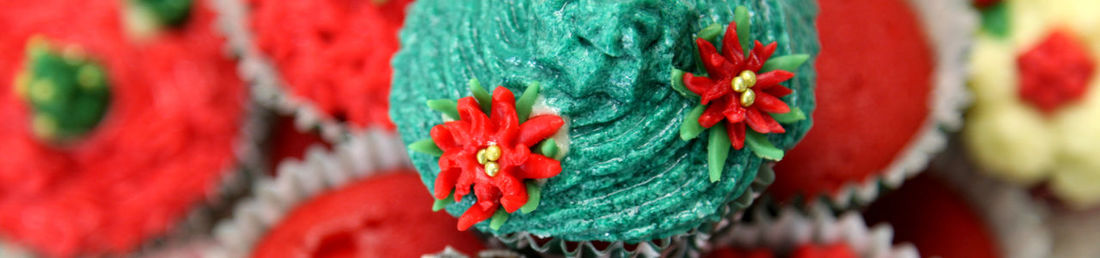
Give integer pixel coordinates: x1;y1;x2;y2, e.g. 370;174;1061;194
476;144;503;177
731;77;749;93
740;89;756;107
484;162;500;177
477;149;488;164
739;70;756;87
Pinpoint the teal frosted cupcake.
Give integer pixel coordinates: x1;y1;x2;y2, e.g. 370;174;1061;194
390;0;819;255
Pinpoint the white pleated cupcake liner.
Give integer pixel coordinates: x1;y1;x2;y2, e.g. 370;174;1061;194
203;128;409;258
930;141;1052;258
210;0;380;143
1047;206;1100;258
422;246;524;258
712;203;918;258
781;0;976;209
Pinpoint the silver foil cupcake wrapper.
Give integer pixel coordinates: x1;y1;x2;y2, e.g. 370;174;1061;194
486;165;775;258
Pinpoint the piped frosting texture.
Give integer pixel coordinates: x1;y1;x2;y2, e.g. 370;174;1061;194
391;0;818;242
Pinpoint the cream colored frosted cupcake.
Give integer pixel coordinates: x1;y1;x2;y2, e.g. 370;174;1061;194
965;0;1100;208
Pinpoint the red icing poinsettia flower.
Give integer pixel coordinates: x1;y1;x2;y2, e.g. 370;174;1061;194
683;21;795;150
429;87;564;230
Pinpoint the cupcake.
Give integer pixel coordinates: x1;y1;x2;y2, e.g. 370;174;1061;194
212;0;413;140
766;0;974;208
964;0;1100;209
391;0;818;255
708;205;918;258
0;0;254;255
211;129;476;257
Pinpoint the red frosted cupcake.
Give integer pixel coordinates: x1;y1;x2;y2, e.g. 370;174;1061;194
0;0;252;256
252;172;484;258
709;205;917;258
213;129;478;257
766;0;973;207
214;0;413;140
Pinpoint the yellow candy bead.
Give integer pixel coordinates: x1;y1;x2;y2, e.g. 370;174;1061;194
739;70;757;87
484;161;500;177
731;77;748;93
740;90;756;107
476;149;488;164
485;145;502;161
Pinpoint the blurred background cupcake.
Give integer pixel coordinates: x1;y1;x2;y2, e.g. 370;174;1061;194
0;0;257;256
765;0;974;208
965;0;1100;209
212;0;412;141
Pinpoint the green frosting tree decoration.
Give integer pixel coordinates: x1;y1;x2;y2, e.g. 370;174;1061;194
411;78;567;231
669;6;809;182
125;0;192;38
14;36;112;144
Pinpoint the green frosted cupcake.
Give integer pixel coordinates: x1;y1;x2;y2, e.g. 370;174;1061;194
390;0;819;255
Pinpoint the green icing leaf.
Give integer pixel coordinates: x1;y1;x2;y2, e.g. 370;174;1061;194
426;99;459;120
980;2;1010;39
431;193;454;212
708;123;731;183
746;131;784;161
680;105;706;141
520;181;541;214
489;209;509;230
516;81;540;123
536;138;559;158
770;107;806;124
697;23;722;42
408;138;443;157
760;54;810;73
734;6;752;56
468;78;492;112
669;69;698;99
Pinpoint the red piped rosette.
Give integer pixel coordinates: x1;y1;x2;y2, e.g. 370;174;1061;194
0;0;260;256
707;204;918;258
209;129;487;257
210;0;411;141
765;0;975;208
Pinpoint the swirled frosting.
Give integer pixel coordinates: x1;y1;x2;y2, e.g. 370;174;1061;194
391;0;818;242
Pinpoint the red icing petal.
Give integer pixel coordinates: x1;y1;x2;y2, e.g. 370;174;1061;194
699;97;734;128
490;87;520;144
747;41;778;71
1016;29;1096;113
755;70;795;90
745;108;784;133
684;72;718;102
517;115;564;147
764;85;793;98
456;199;498;231
697;38;732;79
721;21;746;65
754;91;791;114
433;166;461;199
520;154;562;179
496;174;528;213
431;123;466;151
727;121;746;150
456;97;492;142
723;104;747;124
